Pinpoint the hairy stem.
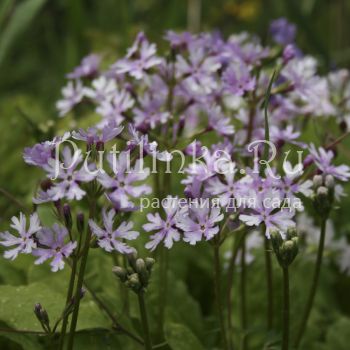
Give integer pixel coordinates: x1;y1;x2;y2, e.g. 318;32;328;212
264;235;274;330
294;218;327;348
282;267;290;350
214;243;228;350
138;292;152;350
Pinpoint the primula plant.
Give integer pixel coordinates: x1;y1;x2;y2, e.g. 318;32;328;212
1;17;350;350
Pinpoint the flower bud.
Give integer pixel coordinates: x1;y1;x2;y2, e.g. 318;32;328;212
34;303;50;331
312;175;323;189
127;251;138;271
325;175;335;190
112;266;128;282
63;204;72;230
126;273;142;293
145;257;155;272
271;229;298;268
136;258;150;286
77;212;85;234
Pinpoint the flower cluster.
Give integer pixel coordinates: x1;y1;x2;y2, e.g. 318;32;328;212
1;18;349;278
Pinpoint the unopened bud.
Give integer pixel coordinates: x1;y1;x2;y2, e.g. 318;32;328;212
316;186;328;198
77;212;85;234
112;266;128;282
63;204;72;230
126;273;141;292
325;175;335;190
313;175;323;188
136;258;149;286
145;257;155;272
34;303;50;330
127;251;138;271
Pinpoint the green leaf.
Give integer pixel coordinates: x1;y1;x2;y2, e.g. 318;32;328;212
0;282;110;332
164;322;205;350
0;0;47;66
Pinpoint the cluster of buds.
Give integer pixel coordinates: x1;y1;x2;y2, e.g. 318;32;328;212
34;303;51;333
113;252;155;294
271;228;299;268
312;174;335;217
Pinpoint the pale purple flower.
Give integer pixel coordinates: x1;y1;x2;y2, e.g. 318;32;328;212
127;124;172;162
239;189;296;238
270;18;296;45
36;147;95;202
72;123;123;146
206;162;242;207
164;31;195;49
177;204;224;245
33;224;77;272
96;88;134;126
222;63;256;96
0;212;41;260
23;132;70;168
133;93;170;130
83;76;117;102
176;46;221;94
56;80;84;117
98;152;152;209
207;105;235;136
112;32;162;80
143;197;181;251
308;144;350;181
89;209;139;253
67;54;101;79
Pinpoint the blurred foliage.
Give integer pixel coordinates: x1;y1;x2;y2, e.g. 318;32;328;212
0;0;350;349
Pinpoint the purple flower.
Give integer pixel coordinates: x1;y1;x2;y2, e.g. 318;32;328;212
270;18;296;45
206;162;242;207
84;76;117;102
308;144;350;181
164;31;195;49
176;46;221;95
97;152;152;209
239;189;296;238
143;197;181;251
35;147;95;202
207;105;235;136
96;88;134;126
23;132;70;168
112;32;162;80
72;123;123;146
89;209;139;253
0;212;41;260
33;224;77;272
56;80;84;117
133;93;170;130
67;54;101;79
177;204;224;245
127;124;172;162
222;63;256;96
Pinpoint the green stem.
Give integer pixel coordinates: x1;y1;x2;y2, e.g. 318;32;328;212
294;218;327;348
58;257;77;350
138;292;152;350
214;243;228;350
66;200;96;350
282;267;290;350
264;235;273;330
240;238;247;350
66;232;92;350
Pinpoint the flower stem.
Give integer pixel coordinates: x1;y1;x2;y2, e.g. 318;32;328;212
294;218;327;348
264;235;274;330
240;238;247;350
58;256;77;350
138;292;152;350
214;243;229;350
282;267;290;350
66;199;96;350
